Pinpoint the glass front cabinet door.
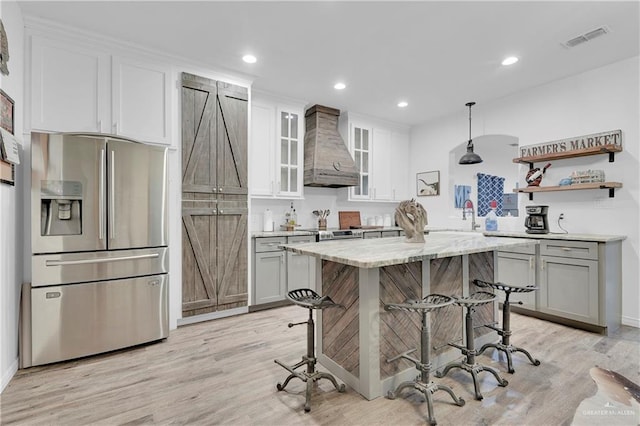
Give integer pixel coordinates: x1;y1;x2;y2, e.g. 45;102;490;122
351;124;371;199
277;108;304;197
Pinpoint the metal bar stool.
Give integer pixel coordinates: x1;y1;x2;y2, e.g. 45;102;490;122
435;292;508;400
474;279;541;373
274;289;345;412
385;294;465;425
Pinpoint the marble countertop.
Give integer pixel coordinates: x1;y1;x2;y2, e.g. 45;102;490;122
252;230;317;238
483;231;626;242
280;231;538;268
252;227;402;238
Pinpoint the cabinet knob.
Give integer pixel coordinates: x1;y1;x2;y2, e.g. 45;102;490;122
219;209;223;214
219;187;223;193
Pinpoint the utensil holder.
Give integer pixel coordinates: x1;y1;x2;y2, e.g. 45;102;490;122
318;218;327;230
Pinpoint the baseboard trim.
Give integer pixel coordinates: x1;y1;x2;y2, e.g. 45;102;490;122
177;306;248;326
621;315;640;328
1;357;19;394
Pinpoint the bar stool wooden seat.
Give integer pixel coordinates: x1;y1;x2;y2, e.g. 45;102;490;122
385;294;465;425
474;279;541;373
435;291;508;400
274;289;345;412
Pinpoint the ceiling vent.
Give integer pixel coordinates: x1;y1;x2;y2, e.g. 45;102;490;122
562;26;610;48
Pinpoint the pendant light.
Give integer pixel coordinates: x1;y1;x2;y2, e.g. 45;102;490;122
458;101;483;165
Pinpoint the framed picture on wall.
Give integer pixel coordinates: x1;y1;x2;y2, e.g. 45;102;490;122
417;171;440;196
0;88;14;135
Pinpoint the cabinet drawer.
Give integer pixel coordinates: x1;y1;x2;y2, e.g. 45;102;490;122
381;230;400;237
255;237;286;253
540;240;598;260
498;244;536;256
287;235;315;244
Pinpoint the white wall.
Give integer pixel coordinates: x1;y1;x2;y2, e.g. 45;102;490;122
410;56;640;326
0;1;24;392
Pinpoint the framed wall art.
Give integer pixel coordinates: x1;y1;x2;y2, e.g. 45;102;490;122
0;88;15;185
417;170;440;196
0;88;14;134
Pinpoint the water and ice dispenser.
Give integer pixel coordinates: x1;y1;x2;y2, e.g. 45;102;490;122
40;180;82;236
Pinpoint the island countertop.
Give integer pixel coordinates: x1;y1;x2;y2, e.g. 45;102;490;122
280;231;538;268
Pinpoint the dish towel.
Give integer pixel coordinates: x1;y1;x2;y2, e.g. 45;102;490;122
477;173;505;216
454;185;471;208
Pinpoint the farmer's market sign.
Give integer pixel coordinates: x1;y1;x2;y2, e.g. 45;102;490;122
519;130;622;158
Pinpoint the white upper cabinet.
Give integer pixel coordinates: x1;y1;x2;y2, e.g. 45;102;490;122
371;128;393;201
29;33;172;145
391;130;410;201
350;123;371;200
250;95;304;198
111;56;171;144
341;113;410;202
30;36;109;133
277;108;303;197
250;101;276;196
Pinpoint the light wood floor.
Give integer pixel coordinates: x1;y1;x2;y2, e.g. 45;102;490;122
1;306;638;425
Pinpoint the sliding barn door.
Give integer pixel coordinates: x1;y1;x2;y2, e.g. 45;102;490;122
181;73;248;317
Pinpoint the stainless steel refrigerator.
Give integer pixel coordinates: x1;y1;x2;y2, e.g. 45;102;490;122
21;132;169;368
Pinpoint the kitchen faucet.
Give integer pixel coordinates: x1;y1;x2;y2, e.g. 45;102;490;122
462;199;480;231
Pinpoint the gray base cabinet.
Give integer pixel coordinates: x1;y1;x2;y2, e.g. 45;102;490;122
496;237;622;334
253;237;287;305
286;236;316;291
254;251;287;304
539;254;598;324
252;235;316;306
496;245;536;310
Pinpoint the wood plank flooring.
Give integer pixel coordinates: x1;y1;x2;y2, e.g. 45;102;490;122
1;306;638;425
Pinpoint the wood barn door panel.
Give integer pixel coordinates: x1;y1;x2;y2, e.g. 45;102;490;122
216;211;248;307
181;73;219;316
182;213;217;315
216;89;248;195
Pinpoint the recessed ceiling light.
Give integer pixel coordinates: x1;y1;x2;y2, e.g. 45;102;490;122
397;101;408;108
501;56;519;66
334;82;346;90
242;54;257;64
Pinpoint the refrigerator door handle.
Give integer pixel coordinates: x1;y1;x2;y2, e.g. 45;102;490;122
99;148;105;240
109;149;115;240
45;253;159;267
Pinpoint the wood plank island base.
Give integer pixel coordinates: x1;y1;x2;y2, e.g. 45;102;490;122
281;232;538;400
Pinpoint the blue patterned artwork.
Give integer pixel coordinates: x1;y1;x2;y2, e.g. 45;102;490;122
477;173;505;216
454;185;471;208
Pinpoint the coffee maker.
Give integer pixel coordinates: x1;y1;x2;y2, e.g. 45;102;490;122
525;205;549;234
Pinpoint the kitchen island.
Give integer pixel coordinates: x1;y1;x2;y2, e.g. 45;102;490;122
281;232;538;400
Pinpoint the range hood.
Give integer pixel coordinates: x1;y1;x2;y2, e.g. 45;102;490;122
304;105;359;188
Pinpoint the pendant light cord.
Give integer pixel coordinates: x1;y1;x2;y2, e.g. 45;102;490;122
466;101;476;144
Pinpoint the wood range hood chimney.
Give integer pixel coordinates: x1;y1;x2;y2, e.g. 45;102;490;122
304;104;359;188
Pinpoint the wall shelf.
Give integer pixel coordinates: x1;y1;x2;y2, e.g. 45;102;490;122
514;182;622;199
513;142;623;200
513;144;622;164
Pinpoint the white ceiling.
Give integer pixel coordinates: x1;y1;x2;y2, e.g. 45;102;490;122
16;1;640;126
